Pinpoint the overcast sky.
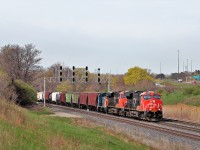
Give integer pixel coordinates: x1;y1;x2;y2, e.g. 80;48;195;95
0;0;200;75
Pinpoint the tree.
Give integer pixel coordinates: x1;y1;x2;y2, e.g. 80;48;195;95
111;75;127;91
0;44;42;83
124;66;155;85
13;80;37;105
156;73;166;79
0;67;17;101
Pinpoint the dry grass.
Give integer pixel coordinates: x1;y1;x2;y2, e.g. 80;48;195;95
72;118;98;128
0;98;26;126
163;104;200;123
45;134;76;150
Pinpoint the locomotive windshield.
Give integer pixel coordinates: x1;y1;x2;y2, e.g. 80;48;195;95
154;95;161;99
143;95;152;100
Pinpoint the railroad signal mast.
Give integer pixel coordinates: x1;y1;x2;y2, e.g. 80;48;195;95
59;65;62;82
97;68;100;84
85;66;88;83
72;66;75;83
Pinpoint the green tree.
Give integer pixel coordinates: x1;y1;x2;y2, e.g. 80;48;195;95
124;66;154;85
13;80;37;105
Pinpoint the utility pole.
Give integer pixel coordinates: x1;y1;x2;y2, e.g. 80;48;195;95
187;59;189;73
43;77;46;107
107;73;111;92
160;62;161;74
178;50;180;74
191;60;192;73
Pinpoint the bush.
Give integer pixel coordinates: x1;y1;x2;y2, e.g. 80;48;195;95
183;86;200;96
13;80;37;105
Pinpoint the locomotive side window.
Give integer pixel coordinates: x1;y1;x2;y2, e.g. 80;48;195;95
144;95;152;100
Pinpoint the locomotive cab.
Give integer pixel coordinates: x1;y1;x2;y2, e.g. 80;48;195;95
138;91;163;121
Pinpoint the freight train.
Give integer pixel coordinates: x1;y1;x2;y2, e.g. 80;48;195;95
37;91;163;121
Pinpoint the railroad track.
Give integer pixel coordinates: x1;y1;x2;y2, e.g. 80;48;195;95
44;103;200;141
160;118;200;134
163;118;200;127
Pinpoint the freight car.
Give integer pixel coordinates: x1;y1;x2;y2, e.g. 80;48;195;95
37;92;51;102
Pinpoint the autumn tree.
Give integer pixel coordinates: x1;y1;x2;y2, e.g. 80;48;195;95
111;75;127;91
0;44;42;83
124;66;155;85
0;67;17;101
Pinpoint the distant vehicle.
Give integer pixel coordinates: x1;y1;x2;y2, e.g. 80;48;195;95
178;79;183;82
155;83;161;86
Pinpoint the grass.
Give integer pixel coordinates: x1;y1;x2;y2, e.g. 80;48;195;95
0;99;150;150
163;104;200;123
159;83;200;106
159;82;200;122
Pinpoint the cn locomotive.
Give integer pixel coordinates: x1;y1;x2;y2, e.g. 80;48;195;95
37;91;163;121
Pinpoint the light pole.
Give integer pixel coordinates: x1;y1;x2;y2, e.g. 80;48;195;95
177;50;180;80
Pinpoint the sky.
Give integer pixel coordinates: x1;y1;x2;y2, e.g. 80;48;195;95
0;0;200;75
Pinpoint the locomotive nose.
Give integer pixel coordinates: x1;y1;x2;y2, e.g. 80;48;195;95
148;104;157;111
146;100;161;112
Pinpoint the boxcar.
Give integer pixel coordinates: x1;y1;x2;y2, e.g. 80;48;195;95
45;92;51;102
71;93;79;107
37;92;43;102
66;93;72;106
60;92;66;105
79;93;88;109
87;92;98;110
51;92;60;104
